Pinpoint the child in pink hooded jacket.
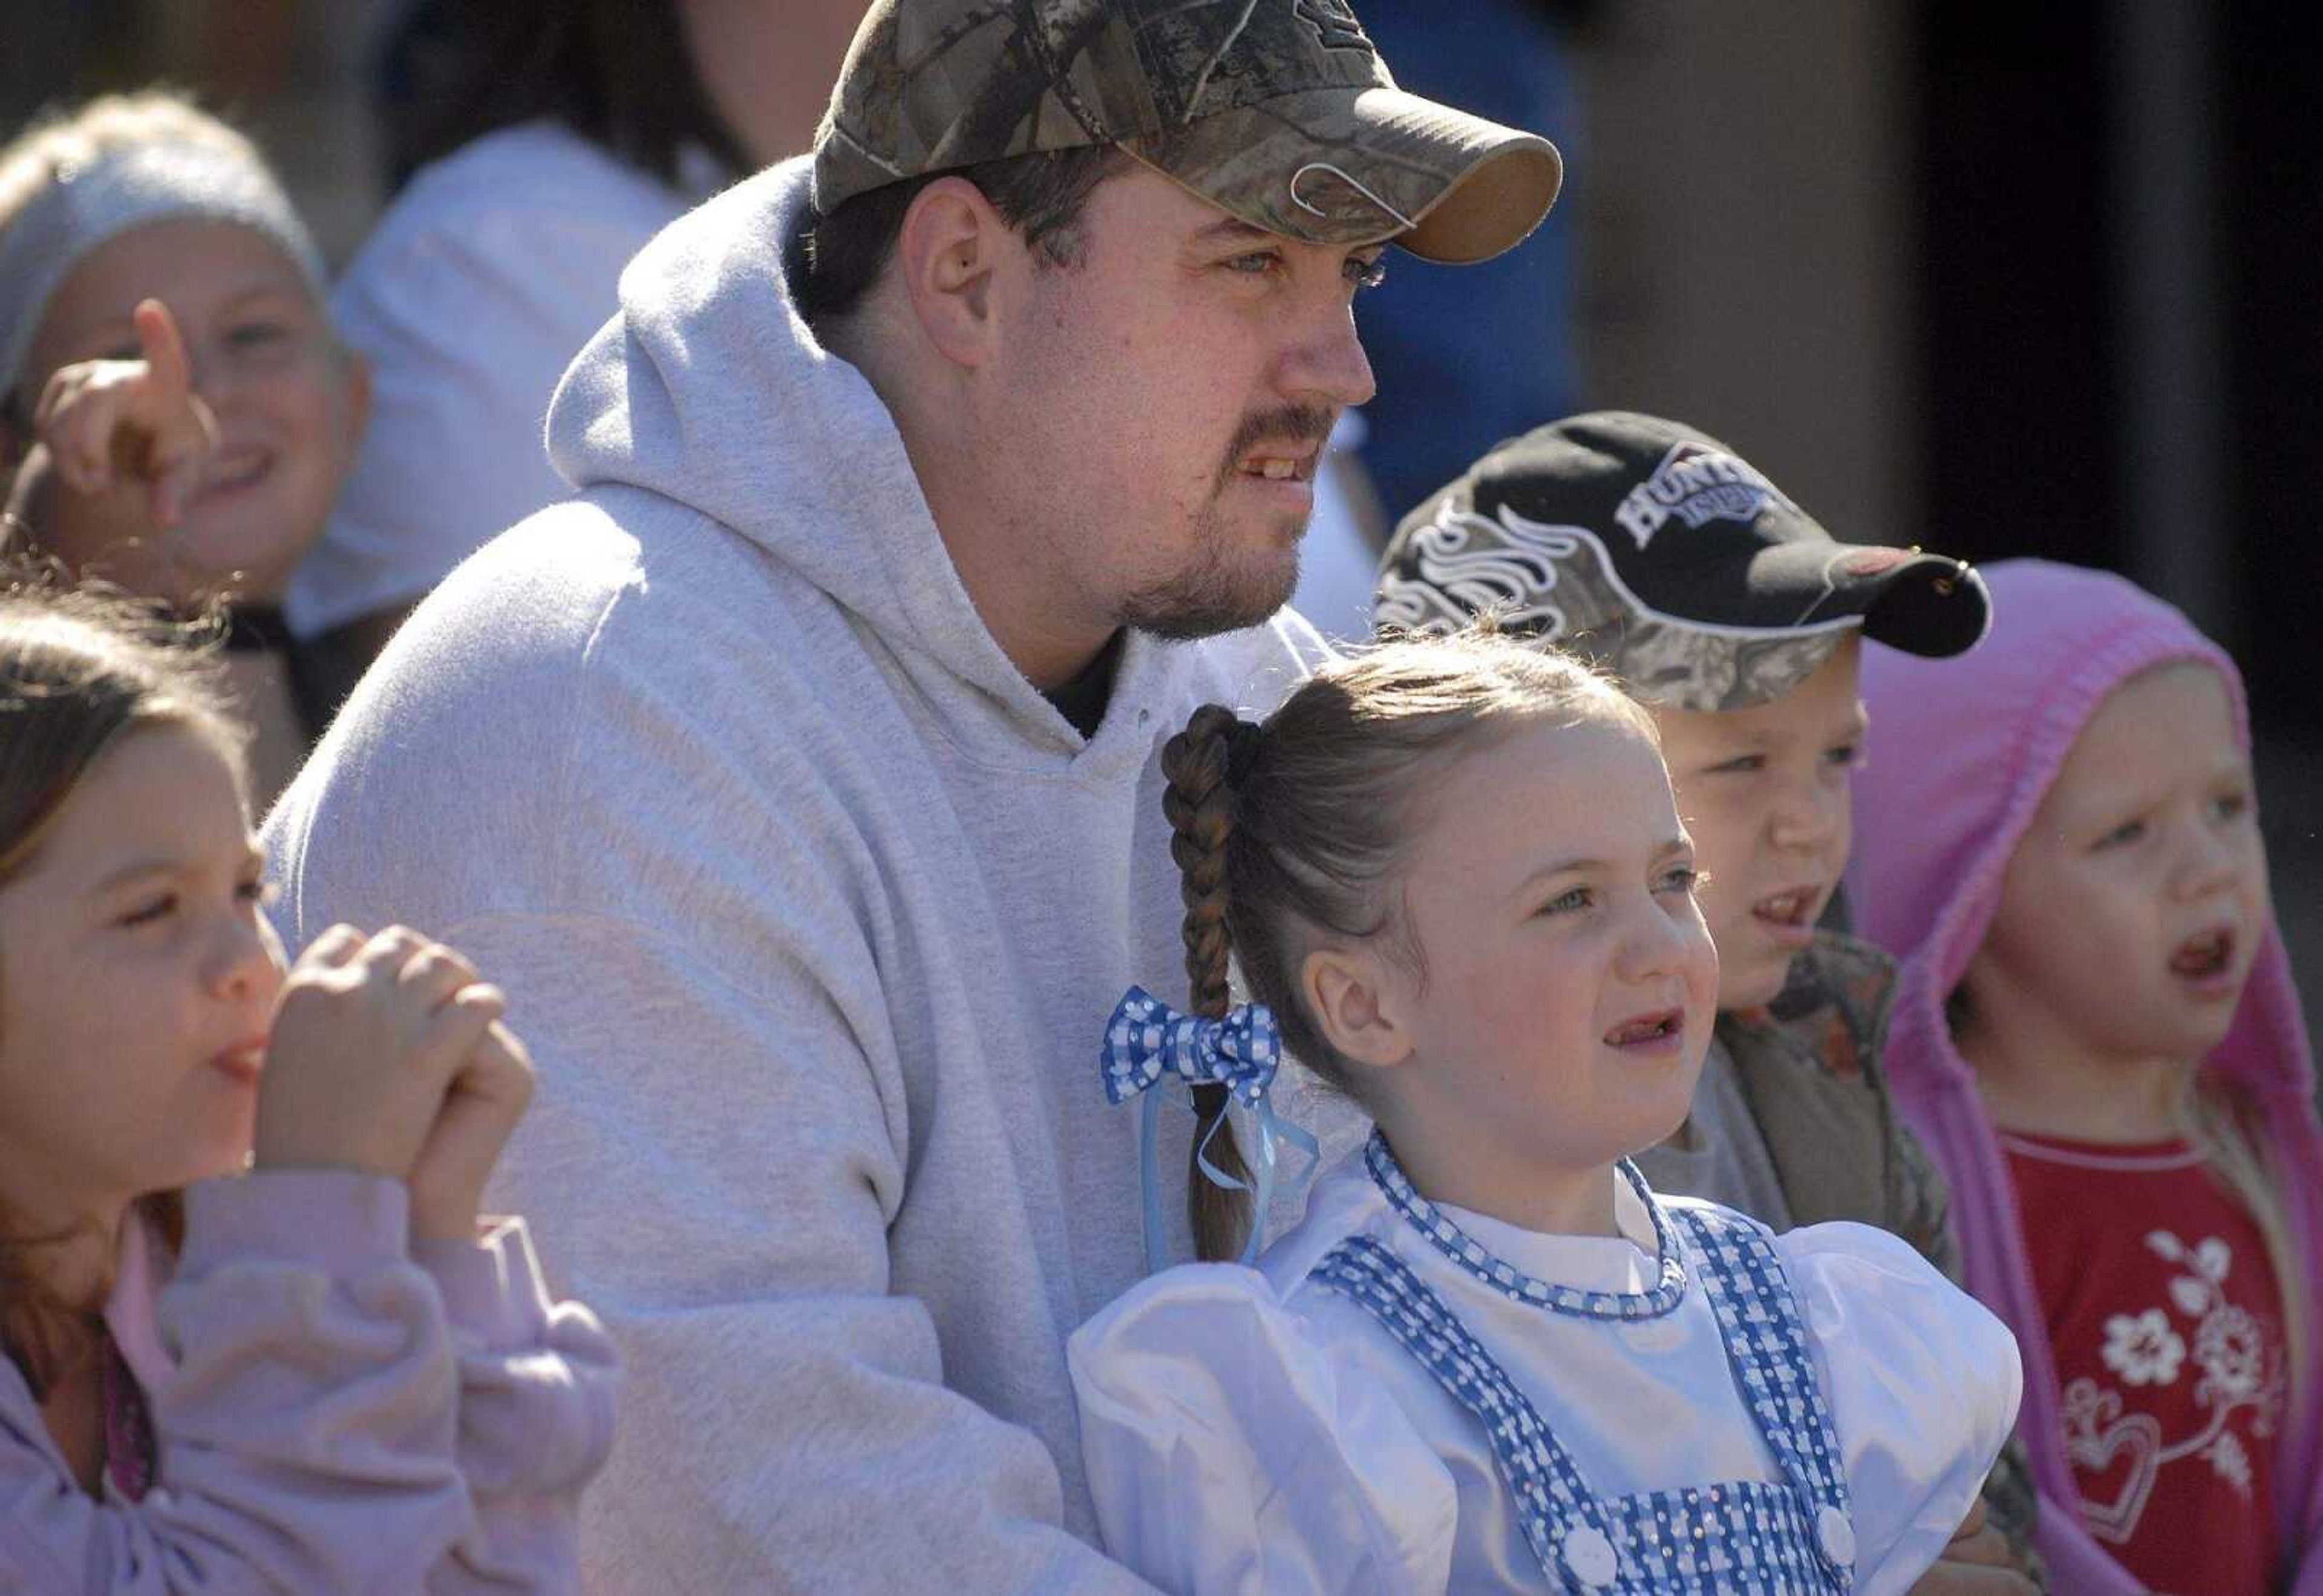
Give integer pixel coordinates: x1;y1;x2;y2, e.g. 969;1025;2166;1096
1849;558;2322;1594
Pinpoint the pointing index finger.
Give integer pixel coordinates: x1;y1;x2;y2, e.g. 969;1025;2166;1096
132;299;193;402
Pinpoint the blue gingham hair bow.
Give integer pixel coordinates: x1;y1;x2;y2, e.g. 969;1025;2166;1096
1101;986;1282;1107
1100;986;1317;1272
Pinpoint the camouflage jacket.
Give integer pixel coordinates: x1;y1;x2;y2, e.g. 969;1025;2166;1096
1717;930;1957;1274
1717;929;2045;1586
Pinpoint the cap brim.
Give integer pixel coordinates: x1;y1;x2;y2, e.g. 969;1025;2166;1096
1128;85;1562;264
1743;542;1993;658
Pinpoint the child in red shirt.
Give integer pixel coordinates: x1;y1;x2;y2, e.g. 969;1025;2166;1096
2005;1131;2285;1592
1850;560;2323;1595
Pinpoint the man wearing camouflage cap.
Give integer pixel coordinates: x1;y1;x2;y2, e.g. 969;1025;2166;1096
264;1;1558;1587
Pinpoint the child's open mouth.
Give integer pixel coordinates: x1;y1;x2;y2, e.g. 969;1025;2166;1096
2169;925;2238;986
1750;886;1820;946
1604;1010;1684;1052
208;1038;266;1085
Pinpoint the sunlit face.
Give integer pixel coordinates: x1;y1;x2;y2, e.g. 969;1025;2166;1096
1651;635;1866;1009
1382;713;1721;1175
0;724;283;1232
1964;662;2269;1073
983;166;1382;641
18;217;367;604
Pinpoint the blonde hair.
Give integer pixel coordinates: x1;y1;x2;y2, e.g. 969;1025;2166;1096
0;89;271;250
1163;626;1655;1260
2178;1082;2311;1410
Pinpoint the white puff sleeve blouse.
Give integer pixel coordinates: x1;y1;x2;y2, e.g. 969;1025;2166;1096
1070;1142;2020;1595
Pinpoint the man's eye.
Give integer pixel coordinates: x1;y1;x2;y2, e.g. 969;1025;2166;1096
1224;251;1283;276
1345;254;1388;290
1537;887;1592;916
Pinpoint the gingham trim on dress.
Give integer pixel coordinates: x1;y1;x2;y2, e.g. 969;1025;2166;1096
1364;1129;1688;1320
1315;1223;1855;1593
1316;1234;1610;1583
1668;1205;1853;1516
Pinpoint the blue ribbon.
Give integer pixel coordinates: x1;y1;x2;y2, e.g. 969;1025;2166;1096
1100;986;1320;1271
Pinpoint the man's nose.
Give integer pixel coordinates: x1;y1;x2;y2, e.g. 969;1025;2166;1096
1278;297;1377;410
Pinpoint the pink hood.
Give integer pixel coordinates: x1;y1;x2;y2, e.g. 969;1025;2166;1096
1848;558;2323;1592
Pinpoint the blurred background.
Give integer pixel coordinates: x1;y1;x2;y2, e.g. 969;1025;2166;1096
6;0;2315;1017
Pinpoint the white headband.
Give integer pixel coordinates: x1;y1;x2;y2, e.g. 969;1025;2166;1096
0;140;327;402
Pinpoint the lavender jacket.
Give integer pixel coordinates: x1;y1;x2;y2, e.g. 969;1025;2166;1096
0;1170;618;1592
1846;559;2323;1594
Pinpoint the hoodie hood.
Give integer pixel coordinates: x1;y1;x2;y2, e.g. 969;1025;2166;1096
1850;558;2310;1108
1848;558;2323;1591
544;155;1070;741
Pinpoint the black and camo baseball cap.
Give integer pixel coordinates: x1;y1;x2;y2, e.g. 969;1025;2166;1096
813;0;1562;264
1373;411;1992;712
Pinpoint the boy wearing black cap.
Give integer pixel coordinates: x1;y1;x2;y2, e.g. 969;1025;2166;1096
1378;411;2044;1589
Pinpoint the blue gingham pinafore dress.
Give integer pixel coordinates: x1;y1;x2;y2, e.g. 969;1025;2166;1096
1315;1131;1860;1594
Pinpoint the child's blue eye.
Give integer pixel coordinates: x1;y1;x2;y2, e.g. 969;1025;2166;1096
2094;818;2146;851
1537;886;1593;916
1656;866;1703;896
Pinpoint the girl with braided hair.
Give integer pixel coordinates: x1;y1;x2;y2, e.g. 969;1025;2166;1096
1070;629;2023;1595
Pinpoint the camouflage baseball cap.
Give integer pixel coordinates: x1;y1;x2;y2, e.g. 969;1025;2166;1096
813;0;1562;264
1373;412;1992;712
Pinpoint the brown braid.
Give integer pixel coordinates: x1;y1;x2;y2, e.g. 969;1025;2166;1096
1160;704;1256;1262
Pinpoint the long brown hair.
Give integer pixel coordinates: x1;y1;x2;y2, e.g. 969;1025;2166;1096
0;567;241;1396
375;0;751;193
1161;629;1652;1260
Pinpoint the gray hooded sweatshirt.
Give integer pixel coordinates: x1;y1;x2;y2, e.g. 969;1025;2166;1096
263;157;1358;1592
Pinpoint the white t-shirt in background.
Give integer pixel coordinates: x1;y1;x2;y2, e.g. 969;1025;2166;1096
287;122;700;637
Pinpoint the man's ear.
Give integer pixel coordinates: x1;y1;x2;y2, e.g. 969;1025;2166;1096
1301;944;1415;1074
894;175;1010;370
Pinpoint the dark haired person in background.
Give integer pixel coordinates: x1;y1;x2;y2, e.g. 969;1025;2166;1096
282;0;863;703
